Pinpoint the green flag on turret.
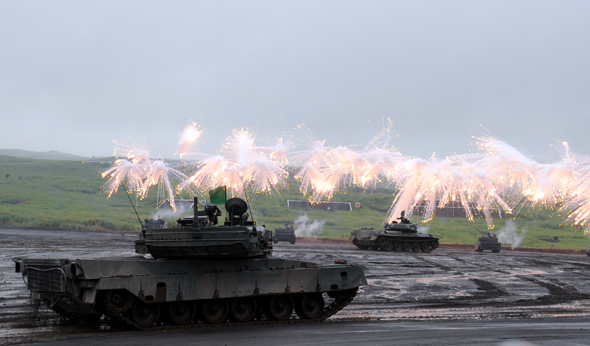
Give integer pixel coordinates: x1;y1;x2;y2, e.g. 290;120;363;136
209;186;227;204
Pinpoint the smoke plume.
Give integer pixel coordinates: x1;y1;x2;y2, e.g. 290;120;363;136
417;226;430;234
294;213;326;237
497;221;527;250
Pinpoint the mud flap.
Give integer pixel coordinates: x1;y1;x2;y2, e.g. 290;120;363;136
83;288;97;304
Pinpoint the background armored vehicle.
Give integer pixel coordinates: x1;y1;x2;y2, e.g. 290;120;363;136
14;197;366;330
273;222;296;244
351;211;439;253
475;233;502;253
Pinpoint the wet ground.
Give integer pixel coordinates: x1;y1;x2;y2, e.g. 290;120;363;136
2;229;590;345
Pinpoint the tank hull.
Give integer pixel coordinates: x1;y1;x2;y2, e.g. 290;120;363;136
273;227;296;244
15;256;366;329
351;228;440;252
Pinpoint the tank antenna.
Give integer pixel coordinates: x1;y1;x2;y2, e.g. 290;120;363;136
243;192;255;221
121;183;144;229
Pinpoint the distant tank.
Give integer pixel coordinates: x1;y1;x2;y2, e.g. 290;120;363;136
14;197;366;329
351;211;439;253
273;222;296;244
475;233;502;253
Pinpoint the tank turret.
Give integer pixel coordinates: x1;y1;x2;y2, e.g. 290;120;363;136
383;214;418;233
135;197;273;259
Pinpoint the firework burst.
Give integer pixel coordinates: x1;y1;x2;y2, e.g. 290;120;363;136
100;121;590;234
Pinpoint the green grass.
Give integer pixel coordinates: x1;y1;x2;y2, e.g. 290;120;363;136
420;210;588;250
0;155;156;232
0;155;588;250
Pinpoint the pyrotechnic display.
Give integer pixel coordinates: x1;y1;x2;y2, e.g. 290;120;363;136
101;120;590;234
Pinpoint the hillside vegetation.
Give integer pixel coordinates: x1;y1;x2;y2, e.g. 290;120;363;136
0;155;588;250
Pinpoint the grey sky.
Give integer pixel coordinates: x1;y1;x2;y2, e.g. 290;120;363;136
1;0;589;162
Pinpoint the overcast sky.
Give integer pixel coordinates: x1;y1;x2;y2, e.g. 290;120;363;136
1;0;589;162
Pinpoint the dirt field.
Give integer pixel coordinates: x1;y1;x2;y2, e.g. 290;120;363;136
2;228;590;345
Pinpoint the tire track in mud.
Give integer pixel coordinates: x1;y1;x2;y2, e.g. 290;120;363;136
516;276;590;305
4;229;590;342
351;249;590;317
470;279;508;298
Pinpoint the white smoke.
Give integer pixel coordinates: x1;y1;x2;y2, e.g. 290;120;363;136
497;221;527;250
417;226;430;234
294;213;326;237
151;203;193;221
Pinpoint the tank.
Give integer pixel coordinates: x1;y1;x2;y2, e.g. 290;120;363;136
350;212;440;253
273;222;296;244
13;197;367;330
475;233;502;253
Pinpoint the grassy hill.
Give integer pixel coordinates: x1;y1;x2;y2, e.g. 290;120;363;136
0;155;588;250
0;149;90;161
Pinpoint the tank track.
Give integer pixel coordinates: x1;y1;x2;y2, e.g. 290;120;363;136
95;288;358;331
354;237;439;253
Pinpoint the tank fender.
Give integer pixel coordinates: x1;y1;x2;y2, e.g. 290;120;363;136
341;267;368;290
319;265;367;291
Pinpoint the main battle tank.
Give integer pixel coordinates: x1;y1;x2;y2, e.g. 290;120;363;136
14;197;366;329
351;211;439;253
273;222;296;244
475;233;502;253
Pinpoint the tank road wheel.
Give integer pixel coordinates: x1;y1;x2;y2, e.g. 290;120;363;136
430;240;439;249
394;241;403;252
377;238;387;250
229;298;257;322
384;240;395;251
412;242;421;252
403;242;412;252
200;299;229;324
295;293;325;320
131;301;160;327
168;301;196;325
265;295;294;321
421;242;431;252
101;290;133;315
